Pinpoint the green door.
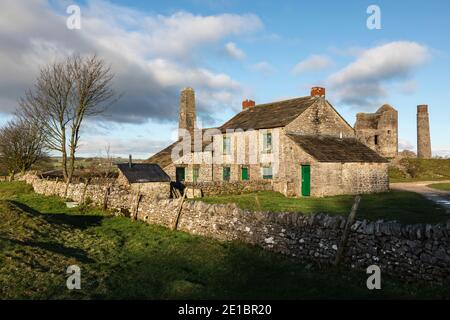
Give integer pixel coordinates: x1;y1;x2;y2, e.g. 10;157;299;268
241;167;249;180
301;165;310;197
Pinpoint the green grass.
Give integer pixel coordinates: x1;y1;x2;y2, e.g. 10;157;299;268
389;158;450;182
428;183;450;191
1;181;449;299
198;190;449;224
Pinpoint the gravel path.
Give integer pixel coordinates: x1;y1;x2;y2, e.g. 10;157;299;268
390;180;450;213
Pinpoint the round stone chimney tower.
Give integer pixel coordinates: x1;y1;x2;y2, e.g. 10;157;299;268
417;105;432;159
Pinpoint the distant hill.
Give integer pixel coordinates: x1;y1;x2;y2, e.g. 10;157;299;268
389;158;450;182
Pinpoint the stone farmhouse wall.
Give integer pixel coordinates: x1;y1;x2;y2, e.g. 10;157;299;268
21;174;450;284
285;98;355;138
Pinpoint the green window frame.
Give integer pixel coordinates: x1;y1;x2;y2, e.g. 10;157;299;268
192;167;199;183
223;136;231;155
262;166;273;180
263;132;272;153
223;166;231;181
241;167;249;180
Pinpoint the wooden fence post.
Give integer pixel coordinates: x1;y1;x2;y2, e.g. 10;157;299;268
81;178;90;205
103;185;111;210
334;195;361;267
172;189;187;231
132;193;143;221
53;177;59;195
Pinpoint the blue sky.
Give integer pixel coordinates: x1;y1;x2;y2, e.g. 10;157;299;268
0;0;449;158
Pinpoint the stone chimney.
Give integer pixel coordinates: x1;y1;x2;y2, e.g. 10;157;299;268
242;99;255;110
311;87;325;98
417;105;432;159
179;87;196;140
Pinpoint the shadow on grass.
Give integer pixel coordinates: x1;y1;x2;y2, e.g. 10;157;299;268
9;200;104;229
0;236;95;263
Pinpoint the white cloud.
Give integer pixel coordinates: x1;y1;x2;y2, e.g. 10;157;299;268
327;41;430;109
224;42;246;60
433;148;450;158
0;0;263;123
77;135;170;159
398;139;414;151
251;61;276;75
292;54;333;75
397;80;418;95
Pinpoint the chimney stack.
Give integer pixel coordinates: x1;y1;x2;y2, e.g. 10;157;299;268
242;99;255;110
417;105;432;159
311;87;325;98
129;154;132;168
179;87;196;140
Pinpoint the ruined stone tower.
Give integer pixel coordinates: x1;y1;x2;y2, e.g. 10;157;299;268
417;105;432;159
178;87;196;139
354;104;398;158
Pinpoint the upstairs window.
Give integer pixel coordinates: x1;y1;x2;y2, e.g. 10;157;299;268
223;136;231;155
262;166;273;180
374;135;379;145
262;132;272;153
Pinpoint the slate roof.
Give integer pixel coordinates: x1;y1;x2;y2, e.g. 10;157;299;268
147;128;215;168
287;134;388;163
117;163;170;183
219;96;316;132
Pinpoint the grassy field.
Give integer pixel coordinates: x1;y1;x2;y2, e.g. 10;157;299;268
199;190;449;224
428;183;450;191
1;182;449;299
389;158;450;182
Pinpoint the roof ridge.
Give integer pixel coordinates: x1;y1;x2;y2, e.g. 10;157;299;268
253;95;313;108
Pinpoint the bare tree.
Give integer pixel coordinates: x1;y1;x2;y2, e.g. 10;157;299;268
0;118;46;180
18;54;116;195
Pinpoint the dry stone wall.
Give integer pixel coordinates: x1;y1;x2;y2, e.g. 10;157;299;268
22;174;450;284
184;180;273;196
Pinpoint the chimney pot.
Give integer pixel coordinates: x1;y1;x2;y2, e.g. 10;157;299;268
242;99;255;110
311;87;326;98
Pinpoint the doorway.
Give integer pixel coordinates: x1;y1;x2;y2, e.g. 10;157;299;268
301;165;310;197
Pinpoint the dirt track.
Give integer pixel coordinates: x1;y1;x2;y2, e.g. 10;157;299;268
390;180;450;213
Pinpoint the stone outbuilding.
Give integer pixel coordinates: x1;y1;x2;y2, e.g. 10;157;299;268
117;162;171;199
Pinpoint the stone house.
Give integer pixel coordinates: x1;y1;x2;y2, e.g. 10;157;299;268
148;87;389;197
117;160;171;199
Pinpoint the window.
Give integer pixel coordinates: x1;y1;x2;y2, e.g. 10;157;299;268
176;167;185;182
192;167;199;183
262;166;273;179
241;167;249;180
223;167;231;181
223;136;231;155
374;135;379;145
262;132;272;153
